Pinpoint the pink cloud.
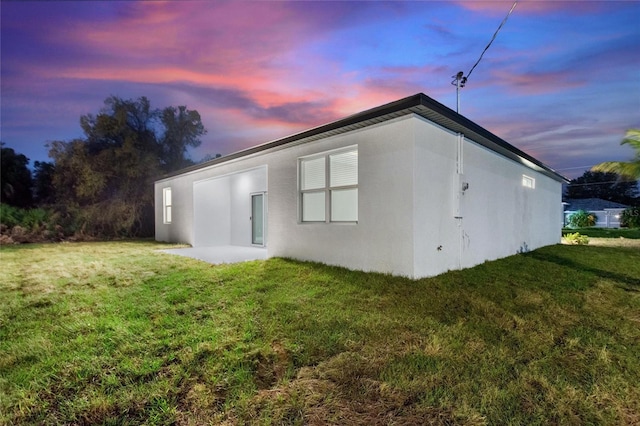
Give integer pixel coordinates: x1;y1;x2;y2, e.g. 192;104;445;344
29;1;394;133
456;0;606;15
489;68;586;95
11;0;461;143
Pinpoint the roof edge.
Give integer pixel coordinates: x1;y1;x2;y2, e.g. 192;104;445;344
157;93;569;183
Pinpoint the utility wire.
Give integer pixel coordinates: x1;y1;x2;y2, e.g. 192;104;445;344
567;181;636;187
465;1;518;82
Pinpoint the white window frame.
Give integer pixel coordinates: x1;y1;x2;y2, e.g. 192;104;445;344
522;175;535;189
163;187;172;224
299;146;358;223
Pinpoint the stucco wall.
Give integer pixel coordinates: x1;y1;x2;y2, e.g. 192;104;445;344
229;168;267;246
155;162;268;246
412;118;461;278
410;116;562;277
155;175;194;244
266;116;417;277
155;113;563;279
459;139;562;269
193;175;231;246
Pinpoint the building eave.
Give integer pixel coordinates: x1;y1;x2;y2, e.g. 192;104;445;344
158;93;569;183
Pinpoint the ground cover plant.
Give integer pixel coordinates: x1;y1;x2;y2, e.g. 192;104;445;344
1;241;639;425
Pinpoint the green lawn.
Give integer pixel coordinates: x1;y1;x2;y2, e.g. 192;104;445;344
563;227;640;239
1;241;639;425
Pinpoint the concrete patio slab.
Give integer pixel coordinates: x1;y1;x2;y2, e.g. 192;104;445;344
160;245;267;265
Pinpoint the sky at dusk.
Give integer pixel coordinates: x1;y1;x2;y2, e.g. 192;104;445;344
2;0;639;179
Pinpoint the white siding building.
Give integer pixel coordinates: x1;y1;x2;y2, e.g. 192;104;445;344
155;93;567;279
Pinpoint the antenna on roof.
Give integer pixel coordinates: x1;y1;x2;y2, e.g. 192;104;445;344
451;1;517;114
451;71;467;113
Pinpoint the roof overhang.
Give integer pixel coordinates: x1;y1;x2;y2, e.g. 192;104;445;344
159;93;569;183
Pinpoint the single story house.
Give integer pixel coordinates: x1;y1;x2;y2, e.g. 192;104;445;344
155;93;568;279
563;198;629;228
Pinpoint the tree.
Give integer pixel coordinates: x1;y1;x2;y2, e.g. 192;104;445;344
199;153;222;164
567;210;597;228
47;96;206;237
592;129;640;179
621;206;640;228
565;171;638;205
160;106;206;172
1;143;33;208
32;161;56;205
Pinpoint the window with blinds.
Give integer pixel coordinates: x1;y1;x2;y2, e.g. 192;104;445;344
299;147;358;222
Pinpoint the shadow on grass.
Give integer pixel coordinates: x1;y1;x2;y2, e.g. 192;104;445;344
525;249;640;291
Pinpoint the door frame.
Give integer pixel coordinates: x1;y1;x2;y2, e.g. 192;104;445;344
250;192;267;247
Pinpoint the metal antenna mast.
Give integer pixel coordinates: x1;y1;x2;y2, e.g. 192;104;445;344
451;1;517;113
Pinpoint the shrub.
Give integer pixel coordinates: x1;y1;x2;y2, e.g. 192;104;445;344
0;205;66;243
621;206;640;228
21;208;50;230
567;210;597;228
0;204;22;228
0;206;51;230
563;232;589;245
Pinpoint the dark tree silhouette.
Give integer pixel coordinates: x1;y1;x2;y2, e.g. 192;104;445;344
565;171;638;205
1;143;33;208
33;161;56;205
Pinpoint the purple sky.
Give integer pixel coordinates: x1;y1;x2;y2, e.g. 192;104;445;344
2;1;639;178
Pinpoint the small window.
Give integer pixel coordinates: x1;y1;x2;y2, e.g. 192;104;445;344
163;187;172;224
299;147;358;223
522;175;535;189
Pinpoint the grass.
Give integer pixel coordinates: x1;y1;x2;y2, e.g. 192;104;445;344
563;227;640;239
1;240;639;425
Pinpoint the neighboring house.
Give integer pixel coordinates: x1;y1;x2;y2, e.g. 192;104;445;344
155;93;568;279
563;198;628;228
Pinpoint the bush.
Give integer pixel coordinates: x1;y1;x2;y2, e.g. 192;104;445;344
621;206;640;228
0;205;66;244
0;201;153;243
0;204;22;228
563;232;589;245
567;210;597;228
0;205;51;231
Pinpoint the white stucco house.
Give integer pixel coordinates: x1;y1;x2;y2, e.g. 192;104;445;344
155;93;568;279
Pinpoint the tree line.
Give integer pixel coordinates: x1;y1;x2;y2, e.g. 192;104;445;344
565;171;639;206
568;129;640;206
1;96;208;241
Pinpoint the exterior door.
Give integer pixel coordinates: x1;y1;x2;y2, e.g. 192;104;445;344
251;193;265;246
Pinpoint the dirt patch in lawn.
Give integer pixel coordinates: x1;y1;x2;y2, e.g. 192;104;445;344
585;238;640;248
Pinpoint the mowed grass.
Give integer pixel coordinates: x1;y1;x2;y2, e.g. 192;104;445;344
563;227;640;239
1;241;639;425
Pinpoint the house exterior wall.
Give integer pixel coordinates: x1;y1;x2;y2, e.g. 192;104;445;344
228;168;267;246
155;113;563;279
193;175;231;246
410;117;562;278
412;118;461;277
266;116;417;277
156;161;268;246
456;137;562;270
155;175;194;244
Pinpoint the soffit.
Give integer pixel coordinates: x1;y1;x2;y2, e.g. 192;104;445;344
159;93;568;183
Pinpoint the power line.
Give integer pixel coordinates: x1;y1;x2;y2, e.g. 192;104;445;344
567;181;637;187
451;1;518;112
466;1;518;82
